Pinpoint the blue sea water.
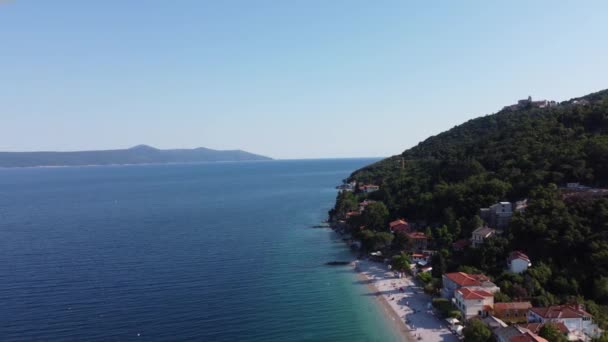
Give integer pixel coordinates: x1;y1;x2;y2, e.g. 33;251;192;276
0;159;402;341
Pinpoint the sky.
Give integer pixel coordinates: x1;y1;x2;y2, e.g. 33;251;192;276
1;1;607;159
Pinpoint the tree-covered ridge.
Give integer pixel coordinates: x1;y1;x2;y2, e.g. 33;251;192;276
334;88;608;328
351;89;608;221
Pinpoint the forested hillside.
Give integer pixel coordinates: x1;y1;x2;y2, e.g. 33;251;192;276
335;89;608;326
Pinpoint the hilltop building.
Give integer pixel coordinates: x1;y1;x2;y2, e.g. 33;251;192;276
503;96;558;111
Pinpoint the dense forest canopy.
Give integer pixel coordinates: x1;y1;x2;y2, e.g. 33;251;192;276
333;89;608;327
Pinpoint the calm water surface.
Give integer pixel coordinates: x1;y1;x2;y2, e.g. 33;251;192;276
0;159;402;341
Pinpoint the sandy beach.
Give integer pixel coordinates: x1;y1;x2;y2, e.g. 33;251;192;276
354;260;460;342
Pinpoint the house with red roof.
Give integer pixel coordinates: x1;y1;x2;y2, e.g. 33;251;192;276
517;322;569;336
388;219;411;233
345;211;360;218
528;304;602;339
359;184;380;193
441;272;500;299
494;325;549;342
508;251;531;274
454;287;494;319
411;253;428;264
493;302;532;323
509;332;548;342
406;232;428;251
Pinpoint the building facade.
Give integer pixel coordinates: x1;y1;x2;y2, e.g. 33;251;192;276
454;287;494;319
508;251;531;274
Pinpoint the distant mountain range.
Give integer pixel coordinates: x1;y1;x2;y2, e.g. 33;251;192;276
0;145;272;167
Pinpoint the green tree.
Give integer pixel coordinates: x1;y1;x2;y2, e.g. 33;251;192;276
592;332;608;342
463;319;492;342
418;271;432;283
374;231;394;250
391;252;411;273
594;277;608;303
393;231;413;251
362;202;389;231
538;323;568;342
359;230;394;251
494;291;511;303
359;230;376;251
335;191;358;217
431;249;448;278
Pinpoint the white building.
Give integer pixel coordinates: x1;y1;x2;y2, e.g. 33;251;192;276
471;226;497;248
454;287;494;320
508;251;532;274
528;305;602;340
479;202;513;229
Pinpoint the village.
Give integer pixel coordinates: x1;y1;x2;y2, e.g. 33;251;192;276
332;181;605;342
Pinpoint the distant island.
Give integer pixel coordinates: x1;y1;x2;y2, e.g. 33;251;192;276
0;145;272;167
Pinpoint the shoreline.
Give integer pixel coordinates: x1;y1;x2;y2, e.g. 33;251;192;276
352;259;459;342
355;268;415;342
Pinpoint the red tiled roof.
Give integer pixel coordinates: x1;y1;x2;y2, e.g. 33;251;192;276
509;251;531;263
389;219;408;228
456;287;494;300
530;305;592;319
510;332;548;342
346;211;360;217
407;232;427;240
444;272;489;286
494;302;532;311
453;239;471;249
518;323;569;334
390;219;412;234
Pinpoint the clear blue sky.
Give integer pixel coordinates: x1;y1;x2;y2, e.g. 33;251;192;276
1;1;607;159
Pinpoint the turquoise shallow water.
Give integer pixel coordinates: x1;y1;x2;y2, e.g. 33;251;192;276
0;159;402;341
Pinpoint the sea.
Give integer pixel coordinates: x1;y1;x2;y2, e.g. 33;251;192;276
0;159;403;341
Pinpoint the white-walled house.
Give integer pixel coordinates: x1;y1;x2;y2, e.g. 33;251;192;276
528;305;602;340
508;251;532;274
454;288;494;319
